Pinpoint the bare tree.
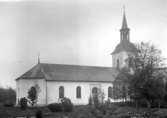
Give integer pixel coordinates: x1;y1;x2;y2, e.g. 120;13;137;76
128;42;165;108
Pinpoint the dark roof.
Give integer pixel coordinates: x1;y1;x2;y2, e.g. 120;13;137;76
16;63;126;82
112;40;138;54
18;64;45;79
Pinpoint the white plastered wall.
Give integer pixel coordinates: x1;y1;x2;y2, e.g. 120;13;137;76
46;81;114;105
16;79;46;105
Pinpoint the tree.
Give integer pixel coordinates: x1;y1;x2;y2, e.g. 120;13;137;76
127;42;165;108
121;85;127;101
153;76;165;109
27;86;38;106
113;84;122;99
164;81;167;105
0;87;16;106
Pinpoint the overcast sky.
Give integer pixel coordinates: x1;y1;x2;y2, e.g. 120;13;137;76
0;0;166;88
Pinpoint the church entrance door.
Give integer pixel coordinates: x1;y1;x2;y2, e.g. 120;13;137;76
92;87;98;97
92;87;99;104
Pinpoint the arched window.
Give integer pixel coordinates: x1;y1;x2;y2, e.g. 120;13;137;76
117;59;119;69
59;86;64;98
108;86;113;98
76;86;81;98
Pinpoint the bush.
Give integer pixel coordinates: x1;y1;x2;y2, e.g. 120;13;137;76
93;96;99;108
90;107;103;118
97;103;108;115
61;97;73;112
48;97;73;112
28;86;38;106
19;97;28;110
3;101;15;107
88;96;92;106
0;87;16;104
113;101;135;107
48;103;63;112
35;110;43;118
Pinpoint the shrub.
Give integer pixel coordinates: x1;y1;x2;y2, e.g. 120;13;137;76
97;103;108;115
90;107;103;118
35;110;43;118
19;97;28;110
48;103;63;112
27;86;38;106
0;87;16;104
48;97;73;112
113;101;135;107
88;96;92;106
138;99;148;108
3;101;14;107
61;97;73;112
93;96;99;108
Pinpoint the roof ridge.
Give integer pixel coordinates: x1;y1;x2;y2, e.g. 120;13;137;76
40;63;115;69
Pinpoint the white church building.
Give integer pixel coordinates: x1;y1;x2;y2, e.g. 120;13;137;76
16;11;137;105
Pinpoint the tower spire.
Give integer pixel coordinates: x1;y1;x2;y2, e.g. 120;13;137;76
120;6;130;42
121;6;128;29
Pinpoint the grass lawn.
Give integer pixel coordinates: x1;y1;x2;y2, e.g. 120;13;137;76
1;105;167;118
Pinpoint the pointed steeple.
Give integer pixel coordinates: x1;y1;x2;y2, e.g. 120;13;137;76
120;6;130;42
121;6;128;29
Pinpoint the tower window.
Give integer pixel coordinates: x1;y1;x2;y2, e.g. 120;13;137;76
76;86;81;98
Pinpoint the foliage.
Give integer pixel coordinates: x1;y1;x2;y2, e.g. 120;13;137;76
90;99;115;116
27;86;38;106
90;107;103;118
97;88;105;103
92;95;99;108
47;103;63;112
48;97;73;112
1;104;167;118
91;88;105;108
88;96;93;106
19;97;28;110
164;81;167;105
0;87;16;105
3;101;15;107
113;101;135;107
113;85;129;101
61;97;73;112
127;42;166;108
35;110;43;118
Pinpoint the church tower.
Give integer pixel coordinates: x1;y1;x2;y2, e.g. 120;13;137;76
111;10;137;69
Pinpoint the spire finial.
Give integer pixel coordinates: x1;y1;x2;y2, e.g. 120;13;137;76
38;52;40;64
123;5;125;14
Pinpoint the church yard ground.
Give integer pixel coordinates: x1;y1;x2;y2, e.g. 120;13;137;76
1;104;167;118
